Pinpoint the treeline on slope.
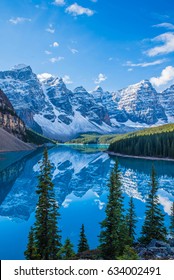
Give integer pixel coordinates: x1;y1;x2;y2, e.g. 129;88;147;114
108;124;174;159
25;148;174;260
25;129;57;145
67;133;119;144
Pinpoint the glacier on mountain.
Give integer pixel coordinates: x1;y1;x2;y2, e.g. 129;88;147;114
0;65;173;140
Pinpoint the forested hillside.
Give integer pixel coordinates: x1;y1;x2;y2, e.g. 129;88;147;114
108;124;174;159
67;133;119;144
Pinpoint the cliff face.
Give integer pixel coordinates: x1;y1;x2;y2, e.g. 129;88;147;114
0;89;26;140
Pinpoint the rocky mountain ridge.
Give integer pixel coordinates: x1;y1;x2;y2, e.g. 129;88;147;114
0;65;173;141
0;88;26;140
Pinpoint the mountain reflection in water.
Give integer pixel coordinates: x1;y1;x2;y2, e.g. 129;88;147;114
0;145;174;259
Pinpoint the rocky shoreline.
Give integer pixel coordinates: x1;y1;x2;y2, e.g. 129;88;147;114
136;239;174;260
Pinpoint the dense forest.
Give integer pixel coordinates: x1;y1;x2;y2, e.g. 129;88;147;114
25;129;57;145
108;124;174;159
67;132;118;144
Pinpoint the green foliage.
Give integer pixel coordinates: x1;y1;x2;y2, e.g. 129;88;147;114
24;227;37;260
126;197;137;244
117;245;139;260
99;161;130;259
25;148;61;259
77;224;89;253
58;238;76;260
139;166;167;245
67;133;121;144
26;129;57;145
169;202;174;238
109;123;174;159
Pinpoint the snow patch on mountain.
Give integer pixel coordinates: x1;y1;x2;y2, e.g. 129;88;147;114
0;65;173;141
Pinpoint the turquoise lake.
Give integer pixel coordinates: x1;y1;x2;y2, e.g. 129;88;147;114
0;144;174;260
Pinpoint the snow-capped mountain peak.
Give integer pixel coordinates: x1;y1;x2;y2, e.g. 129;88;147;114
73;86;88;94
10;64;29;70
0;65;173;141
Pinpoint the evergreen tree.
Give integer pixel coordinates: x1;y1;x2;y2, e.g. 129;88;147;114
24;227;37;260
118;245;139;260
58;238;76;260
126;197;137;244
25;148;61;259
139;165;167;245
48;200;62;259
99;161;128;259
169;202;174;238
77;224;89;253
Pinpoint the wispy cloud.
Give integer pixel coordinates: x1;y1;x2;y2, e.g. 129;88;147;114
95;73;107;84
35;4;47;10
53;0;66;6
69;48;78;54
46;24;55;34
37;73;53;82
150;66;174;88
66;3;95;17
125;59;167;68
146;32;174;57
9;17;31;24
49;57;64;63
62;75;73;84
45;50;52;55
153;22;174;30
90;0;98;2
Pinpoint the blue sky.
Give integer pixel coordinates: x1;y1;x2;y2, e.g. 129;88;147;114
0;0;174;92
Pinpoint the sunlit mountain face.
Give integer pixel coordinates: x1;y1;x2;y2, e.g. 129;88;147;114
1;66;174;141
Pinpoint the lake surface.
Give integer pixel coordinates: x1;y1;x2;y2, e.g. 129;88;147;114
0;144;174;260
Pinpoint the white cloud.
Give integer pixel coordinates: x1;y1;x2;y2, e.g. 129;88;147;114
70;48;78;54
53;42;59;47
153;22;174;30
37;73;53;82
62;75;73;84
108;57;113;61
125;59;167;67
146;32;174;56
90;0;98;2
9;17;31;24
45;50;52;55
66;3;94;17
46;24;55;34
128;68;133;72
53;0;66;6
49;57;64;63
95;73;107;84
46;28;55;34
150;66;174;88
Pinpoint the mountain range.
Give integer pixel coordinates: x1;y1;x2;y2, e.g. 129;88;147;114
0;64;174;141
